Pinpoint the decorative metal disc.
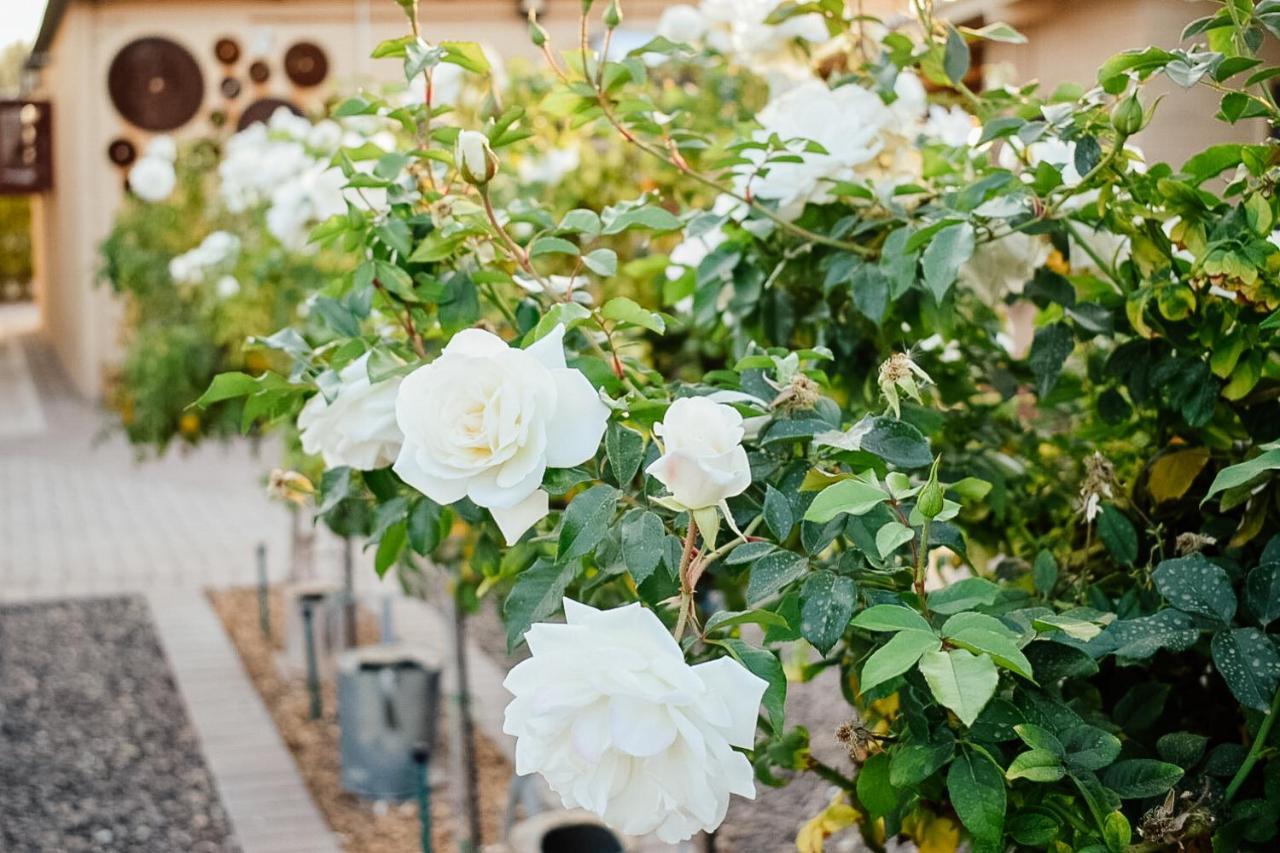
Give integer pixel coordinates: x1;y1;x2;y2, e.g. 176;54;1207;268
236;97;302;130
107;37;204;131
220;77;242;99
248;60;270;84
107;138;137;167
214;37;240;65
284;42;328;87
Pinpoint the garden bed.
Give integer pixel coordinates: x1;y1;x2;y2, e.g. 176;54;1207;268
208;587;512;852
0;596;236;852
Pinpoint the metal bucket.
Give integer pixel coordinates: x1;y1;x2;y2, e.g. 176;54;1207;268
337;644;442;800
507;810;627;853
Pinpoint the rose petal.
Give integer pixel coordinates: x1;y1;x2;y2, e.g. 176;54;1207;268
489;489;550;544
543;368;609;468
392;443;469;504
692;657;767;748
525;323;569;371
609;700;677;757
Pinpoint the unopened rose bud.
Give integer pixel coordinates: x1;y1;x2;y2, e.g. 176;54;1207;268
529;18;549;47
604;0;623;29
454;129;499;186
917;456;945;519
1110;93;1144;137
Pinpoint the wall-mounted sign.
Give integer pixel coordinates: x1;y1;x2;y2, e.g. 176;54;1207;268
0;100;53;194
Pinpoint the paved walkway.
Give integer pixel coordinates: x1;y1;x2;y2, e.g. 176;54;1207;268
0;307;339;853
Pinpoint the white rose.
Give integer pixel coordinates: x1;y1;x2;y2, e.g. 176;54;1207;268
657;4;708;44
455;129;498;185
736;81;891;219
958;231;1051;305
128;156;176;202
503;598;766;843
393;325;608;544
647;396;752;510
297;353;404;471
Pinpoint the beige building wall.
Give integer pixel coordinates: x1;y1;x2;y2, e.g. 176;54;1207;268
27;0;675;398
970;0;1278;167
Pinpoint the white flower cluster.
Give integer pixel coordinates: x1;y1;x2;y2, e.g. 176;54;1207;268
128;136;178;203
168;231;240;288
658;0;826;84
218;109;398;249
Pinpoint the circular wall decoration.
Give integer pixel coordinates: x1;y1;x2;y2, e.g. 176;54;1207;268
220;77;242;99
214;37;240;65
107;138;137;167
236;97;302;130
284;42;329;87
248;60;270;84
108;37;204;131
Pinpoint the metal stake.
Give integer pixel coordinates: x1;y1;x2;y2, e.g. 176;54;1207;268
301;597;322;720
343;536;357;648
255;542;270;640
414;746;432;853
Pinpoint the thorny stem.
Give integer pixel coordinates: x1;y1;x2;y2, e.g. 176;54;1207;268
1225;685;1280;803
673;518;700;641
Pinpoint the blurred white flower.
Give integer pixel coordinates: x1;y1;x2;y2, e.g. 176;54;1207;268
393;326;608;544
266;166;347;249
647;396;752;510
923;105;977;147
215;275;242;299
514;274;593;305
128;138;177;203
517;146;581;186
503;598;766;843
657;4;709;44
958;232;1051;305
736;81;890;219
169;231;241;285
298;353;404;471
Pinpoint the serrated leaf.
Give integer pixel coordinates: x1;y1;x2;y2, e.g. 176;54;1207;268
1153;553;1237;626
921;648;999;726
860;629;942;693
1211;627;1280;711
557;484;620;562
1097;504;1138;565
763;485;795;540
620;509;665;584
922;222;975;301
1246;562;1280;628
1101;759;1183;799
746;550;809;605
852;604;933;633
1089;609;1201;660
803;478;890;523
1061;725;1122;772
1007;749;1065;782
948;751;1006;845
602;296;665;334
799;571;857;655
503;560;576;651
943;612;1034;679
605;422;644;485
876;520;915;557
928;577;1000;615
1029;323;1074;397
1203;448;1280;505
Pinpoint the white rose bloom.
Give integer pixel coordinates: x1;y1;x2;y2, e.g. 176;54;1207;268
503;598;767;843
923;104;977;148
657;4;708;43
736;81;891;219
298;353;404;471
958;231;1051;305
128;156;176;202
647;396;752;510
393;325;609;544
700;0;826;63
266;166;347;249
169;231;240;285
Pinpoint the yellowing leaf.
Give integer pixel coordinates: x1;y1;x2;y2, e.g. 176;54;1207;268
795;794;861;853
1146;447;1209;503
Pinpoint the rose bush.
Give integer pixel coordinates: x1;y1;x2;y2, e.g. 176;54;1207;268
189;0;1280;850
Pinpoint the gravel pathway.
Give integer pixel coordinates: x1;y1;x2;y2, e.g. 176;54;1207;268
0;596;238;852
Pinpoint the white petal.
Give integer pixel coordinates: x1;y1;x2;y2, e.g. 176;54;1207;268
692;657;767;748
609;700;677;757
443;327;510;357
542;368;609;468
525;323;568;371
393;444;469;503
490;489;550;544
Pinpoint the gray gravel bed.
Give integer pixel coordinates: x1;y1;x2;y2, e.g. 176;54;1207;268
0;596;238;852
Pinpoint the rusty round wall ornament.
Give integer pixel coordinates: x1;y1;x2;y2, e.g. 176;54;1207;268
213;37;241;65
106;138;137;167
284;42;329;87
107;37;204;131
248;61;271;84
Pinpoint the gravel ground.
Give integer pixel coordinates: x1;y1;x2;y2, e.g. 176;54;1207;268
0;596;237;852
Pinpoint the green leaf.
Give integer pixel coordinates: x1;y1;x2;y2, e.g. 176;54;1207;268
852;604;933;633
1101;759;1184;799
601;203;681;235
1211;627;1280;712
1007;749;1065;782
928;577;1000;615
943;26;972;83
407;499;444;556
503;559;576;651
747;550;810;604
876;521;915;557
803;477;890;523
557;484;620;562
620;509;665;585
763;485;795;540
799;571;857;655
1203;448;1280;505
529;236;580;258
921;222;975;301
1014;724;1064;755
920;648;999;726
1091;609;1200;660
601;296;665;334
703;609;790;634
856;753;898;820
890;734;955;787
581;248;618;277
605;422;645;485
1157;732;1209;769
1033;549;1059;594
860;629;942;693
374;521;407;576
721;638;786;731
947;751;1006;845
1103;811;1132;853
1061;725;1122;772
1246;562;1280;628
1097;505;1138;565
858;416;933;469
192;372;260;408
1028;323;1074;397
1152;553;1237;626
943;612;1034;679
440;40;491;74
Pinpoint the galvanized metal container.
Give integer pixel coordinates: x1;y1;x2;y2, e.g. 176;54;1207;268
337;644;441;800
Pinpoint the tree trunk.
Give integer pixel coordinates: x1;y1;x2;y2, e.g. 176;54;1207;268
450;595;482;852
